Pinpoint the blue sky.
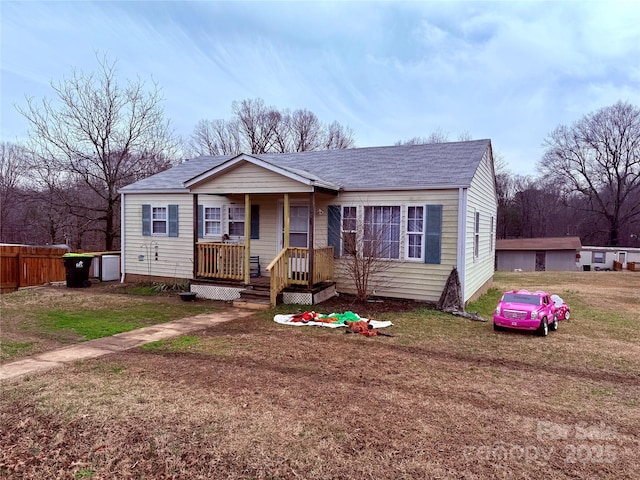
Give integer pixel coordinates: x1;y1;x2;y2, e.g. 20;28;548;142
1;1;639;174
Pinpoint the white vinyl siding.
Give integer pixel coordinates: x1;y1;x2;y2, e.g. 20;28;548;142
191;162;313;194
464;148;498;302
124;194;194;279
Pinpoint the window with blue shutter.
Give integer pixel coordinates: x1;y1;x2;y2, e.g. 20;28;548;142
142;204;151;236
424;204;442;264
168;204;179;237
328;205;341;258
197;205;204;238
250;205;259;239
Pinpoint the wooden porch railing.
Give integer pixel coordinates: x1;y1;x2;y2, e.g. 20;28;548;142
266;246;334;306
267;249;289;306
196;243;245;281
313;246;334;285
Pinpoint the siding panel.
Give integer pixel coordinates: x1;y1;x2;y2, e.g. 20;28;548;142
464;149;497;301
191;162;312;194
124;194;194;279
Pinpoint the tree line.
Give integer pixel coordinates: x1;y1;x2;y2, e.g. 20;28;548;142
1;56;638;251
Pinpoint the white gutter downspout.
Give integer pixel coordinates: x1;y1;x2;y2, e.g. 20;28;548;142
120;192;126;283
457;187;468;303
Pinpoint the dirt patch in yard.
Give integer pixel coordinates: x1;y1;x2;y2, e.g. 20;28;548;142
1;272;639;478
2;314;638;479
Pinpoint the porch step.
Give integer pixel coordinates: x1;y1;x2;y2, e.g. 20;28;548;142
233;299;271;310
233;285;282;310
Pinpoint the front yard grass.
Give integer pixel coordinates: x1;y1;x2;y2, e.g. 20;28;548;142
0;285;219;361
1;272;639;479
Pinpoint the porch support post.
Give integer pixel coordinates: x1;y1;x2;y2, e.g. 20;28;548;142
244;194;251;285
308;190;315;289
283;194;290;249
193;194;199;279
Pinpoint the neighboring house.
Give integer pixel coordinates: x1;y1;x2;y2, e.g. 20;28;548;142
495;237;582;272
119;140;497;306
576;246;640;271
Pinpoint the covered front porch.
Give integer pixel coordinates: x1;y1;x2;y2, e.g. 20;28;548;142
192;193;336;307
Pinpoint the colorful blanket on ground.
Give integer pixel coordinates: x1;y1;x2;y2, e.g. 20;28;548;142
273;311;393;329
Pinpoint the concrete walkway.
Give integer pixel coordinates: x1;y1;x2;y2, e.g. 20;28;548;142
0;308;255;382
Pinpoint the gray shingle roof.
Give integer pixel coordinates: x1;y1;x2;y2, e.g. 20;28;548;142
120;139;491;193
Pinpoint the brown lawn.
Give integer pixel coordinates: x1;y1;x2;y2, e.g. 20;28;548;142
1;272;639;479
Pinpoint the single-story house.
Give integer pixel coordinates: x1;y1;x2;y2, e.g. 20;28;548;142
495;237;582;271
576;246;640;271
119;140;497;306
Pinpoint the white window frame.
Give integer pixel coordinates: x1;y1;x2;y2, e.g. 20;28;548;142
593;252;605;264
227;205;245;238
203;206;222;237
474;210;480;259
341;205;357;256
405;205;425;261
152;206;168;235
490;215;494;252
289;204;309;248
363;205;401;260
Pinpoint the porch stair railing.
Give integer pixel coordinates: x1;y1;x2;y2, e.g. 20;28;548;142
266;246;334;306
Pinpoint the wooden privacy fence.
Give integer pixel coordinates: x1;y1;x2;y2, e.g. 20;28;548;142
0;245;68;292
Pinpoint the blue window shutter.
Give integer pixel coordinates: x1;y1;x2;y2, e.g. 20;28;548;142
142;204;151;236
328;205;341;258
197;205;204;238
168;204;179;237
250;205;259;239
425;204;442;264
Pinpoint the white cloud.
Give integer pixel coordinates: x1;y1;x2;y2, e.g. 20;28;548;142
1;1;638;175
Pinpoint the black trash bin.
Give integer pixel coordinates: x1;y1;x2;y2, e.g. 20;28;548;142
63;253;94;288
583;265;591;271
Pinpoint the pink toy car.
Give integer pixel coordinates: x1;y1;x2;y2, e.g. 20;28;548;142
551;294;571;320
493;290;557;336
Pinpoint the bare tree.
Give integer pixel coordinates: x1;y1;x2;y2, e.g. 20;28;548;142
540;101;640;246
0;142;29;242
190;118;242;155
290;109;323;152
232;98;283;154
192;99;355;155
332;206;399;301
396;128;471;145
322;120;355;150
17;54;178;250
457;130;473;142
